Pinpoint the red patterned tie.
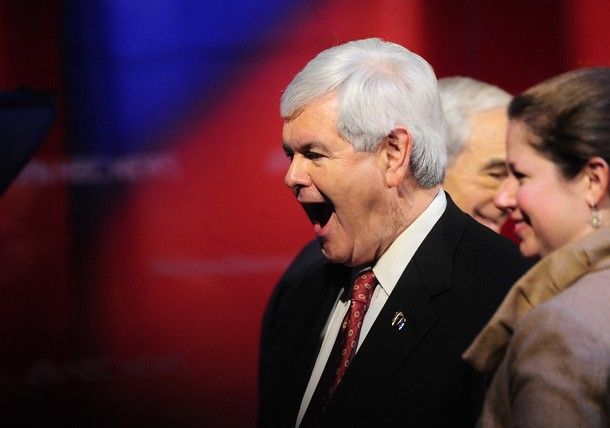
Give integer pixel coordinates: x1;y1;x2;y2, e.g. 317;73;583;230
300;269;377;427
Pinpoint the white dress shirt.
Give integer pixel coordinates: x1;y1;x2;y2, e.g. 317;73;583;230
295;190;447;427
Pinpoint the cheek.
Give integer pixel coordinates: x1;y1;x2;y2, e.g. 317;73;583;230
331;193;368;236
516;186;560;244
477;183;499;202
515;185;540;216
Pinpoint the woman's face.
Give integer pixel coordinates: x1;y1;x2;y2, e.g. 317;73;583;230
496;120;590;257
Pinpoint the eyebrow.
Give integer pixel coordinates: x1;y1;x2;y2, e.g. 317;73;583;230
481;159;507;170
282;141;325;154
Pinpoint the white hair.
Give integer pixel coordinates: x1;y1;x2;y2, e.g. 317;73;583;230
280;38;447;189
438;76;511;164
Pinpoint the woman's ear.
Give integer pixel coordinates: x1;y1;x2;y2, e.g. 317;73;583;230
583;156;610;207
380;127;412;187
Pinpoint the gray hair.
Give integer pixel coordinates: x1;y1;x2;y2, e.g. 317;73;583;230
280;38;447;189
438;76;511;164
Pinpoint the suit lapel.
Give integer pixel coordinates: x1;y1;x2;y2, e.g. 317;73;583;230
325;196;467;420
277;262;351;426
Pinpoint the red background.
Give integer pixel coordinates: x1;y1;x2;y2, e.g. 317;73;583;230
1;1;609;426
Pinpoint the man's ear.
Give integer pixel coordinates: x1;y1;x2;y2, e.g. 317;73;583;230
583;156;610;207
380;127;412;188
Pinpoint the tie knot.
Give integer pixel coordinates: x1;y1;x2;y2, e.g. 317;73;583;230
351;269;377;304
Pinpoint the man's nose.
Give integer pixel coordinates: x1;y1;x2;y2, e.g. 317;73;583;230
284;156;311;192
494;175;517;211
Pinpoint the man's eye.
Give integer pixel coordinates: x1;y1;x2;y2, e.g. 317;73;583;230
305;151;323;160
487;170;508;180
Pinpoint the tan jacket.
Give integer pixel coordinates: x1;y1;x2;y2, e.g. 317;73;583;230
463;229;610;427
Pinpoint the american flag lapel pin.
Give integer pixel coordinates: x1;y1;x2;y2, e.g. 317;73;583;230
391;311;407;331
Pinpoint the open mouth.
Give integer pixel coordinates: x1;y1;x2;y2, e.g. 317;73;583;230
302;201;334;229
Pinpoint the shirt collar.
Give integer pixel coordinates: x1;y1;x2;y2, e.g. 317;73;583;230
372;190;446;297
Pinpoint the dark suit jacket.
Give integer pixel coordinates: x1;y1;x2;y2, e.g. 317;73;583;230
259;196;531;427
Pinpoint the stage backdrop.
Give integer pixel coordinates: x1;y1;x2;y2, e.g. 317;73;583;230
1;1;609;426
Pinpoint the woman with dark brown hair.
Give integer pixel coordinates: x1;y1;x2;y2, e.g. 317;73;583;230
464;68;610;427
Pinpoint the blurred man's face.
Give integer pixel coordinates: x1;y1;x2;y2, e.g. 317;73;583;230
443;107;508;232
282;95;393;267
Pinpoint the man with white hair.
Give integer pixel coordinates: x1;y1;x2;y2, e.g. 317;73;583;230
439;76;512;233
259;39;529;427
